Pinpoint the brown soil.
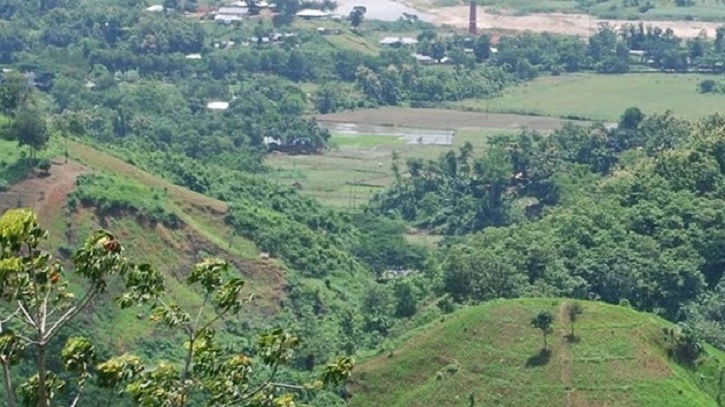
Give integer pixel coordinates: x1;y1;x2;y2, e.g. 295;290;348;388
315;107;584;130
0;158;87;223
433;7;725;38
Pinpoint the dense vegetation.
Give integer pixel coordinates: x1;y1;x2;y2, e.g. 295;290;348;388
2;0;725;405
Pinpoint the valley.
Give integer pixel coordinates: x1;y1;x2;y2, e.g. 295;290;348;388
1;0;725;405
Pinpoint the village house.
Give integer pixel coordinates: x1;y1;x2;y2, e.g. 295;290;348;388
379;37;418;47
295;9;330;19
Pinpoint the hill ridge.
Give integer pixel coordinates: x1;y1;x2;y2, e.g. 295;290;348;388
349;298;725;407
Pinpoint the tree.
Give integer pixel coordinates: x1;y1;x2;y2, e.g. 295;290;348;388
564;301;583;337
430;41;446;63
531;311;554;350
0;208;165;407
472;34;491;62
619;107;644;130
349;6;365;29
0;209;354;407
4;103;50;161
0;71;30;115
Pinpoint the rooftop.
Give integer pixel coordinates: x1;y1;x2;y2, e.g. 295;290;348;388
379;37;418;45
206;101;230;110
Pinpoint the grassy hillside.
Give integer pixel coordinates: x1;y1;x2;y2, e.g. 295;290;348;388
1;141;288;354
349;298;725;407
452;73;725;122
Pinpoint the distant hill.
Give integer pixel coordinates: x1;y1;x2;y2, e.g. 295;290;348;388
349;298;725;407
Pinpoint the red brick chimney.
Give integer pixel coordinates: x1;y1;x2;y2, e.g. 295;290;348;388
469;0;477;35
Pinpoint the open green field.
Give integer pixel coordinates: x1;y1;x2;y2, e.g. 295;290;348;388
349;298;725;407
266;128;512;208
452;73;725;122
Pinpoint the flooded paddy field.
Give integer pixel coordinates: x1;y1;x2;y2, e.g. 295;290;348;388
314;107;585;132
319;121;455;145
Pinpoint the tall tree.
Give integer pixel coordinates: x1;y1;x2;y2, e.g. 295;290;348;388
564;302;584;337
5;104;50;161
472;34;491;62
531;311;554;350
349;6;366;29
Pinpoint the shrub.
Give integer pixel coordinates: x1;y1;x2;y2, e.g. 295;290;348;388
699;79;717;94
0;178;8;192
37;158;52;174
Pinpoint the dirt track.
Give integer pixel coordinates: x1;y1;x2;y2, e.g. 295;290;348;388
432;7;724;38
0;159;86;224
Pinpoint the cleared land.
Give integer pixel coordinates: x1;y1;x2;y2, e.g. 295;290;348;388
349;298;725;407
267;128;509;208
432;8;725;35
453;73;725;122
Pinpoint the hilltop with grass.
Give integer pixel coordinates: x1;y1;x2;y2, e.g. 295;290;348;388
349;298;725;407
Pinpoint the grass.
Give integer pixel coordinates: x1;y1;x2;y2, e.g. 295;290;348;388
452;73;725;122
349;298;725;407
0;136;65;185
266;129;509;208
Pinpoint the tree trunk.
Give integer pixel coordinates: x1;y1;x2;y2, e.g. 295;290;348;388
37;344;48;407
543;333;547;350
1;361;16;407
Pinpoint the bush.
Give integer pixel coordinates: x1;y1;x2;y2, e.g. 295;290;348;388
37;158;52;174
0;178;9;192
699;79;717;94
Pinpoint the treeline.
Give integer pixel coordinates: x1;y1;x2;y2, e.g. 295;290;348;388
371;110;725;348
414;23;725;78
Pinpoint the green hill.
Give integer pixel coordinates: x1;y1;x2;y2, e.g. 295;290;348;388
349;298;725;407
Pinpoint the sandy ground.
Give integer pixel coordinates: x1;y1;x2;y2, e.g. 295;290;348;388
334;0;434;21
432;7;725;38
339;0;724;38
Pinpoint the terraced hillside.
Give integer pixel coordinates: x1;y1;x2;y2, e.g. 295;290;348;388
349;298;725;407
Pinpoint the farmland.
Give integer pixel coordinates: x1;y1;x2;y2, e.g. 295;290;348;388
266;108;578;208
452;73;725;122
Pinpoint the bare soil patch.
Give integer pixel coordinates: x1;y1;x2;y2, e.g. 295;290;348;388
432;7;724;38
315;107;582;131
0;159;87;223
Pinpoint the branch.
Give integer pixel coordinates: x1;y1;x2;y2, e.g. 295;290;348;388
40;282;53;333
268;382;305;392
68;372;88;407
1;360;17;407
0;307;21;328
45;288;98;342
17;301;38;330
239;357;282;402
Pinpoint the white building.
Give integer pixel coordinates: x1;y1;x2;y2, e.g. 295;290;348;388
214;14;244;23
379;37;418;46
207;101;230;110
295;9;330;19
145;5;164;12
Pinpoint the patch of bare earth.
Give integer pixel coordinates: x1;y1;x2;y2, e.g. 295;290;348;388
0;158;87;223
432;7;724;38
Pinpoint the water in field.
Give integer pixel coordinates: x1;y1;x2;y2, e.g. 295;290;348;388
333;0;433;22
319;121;454;145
